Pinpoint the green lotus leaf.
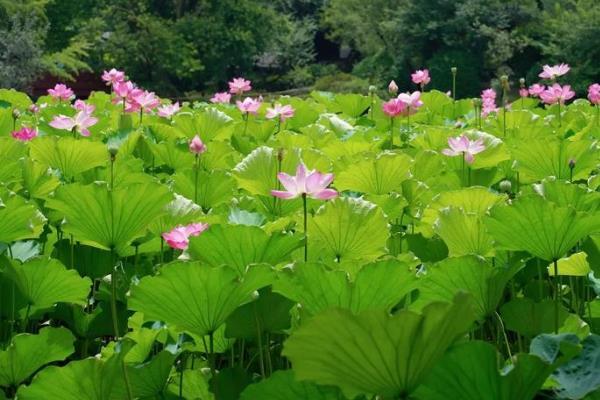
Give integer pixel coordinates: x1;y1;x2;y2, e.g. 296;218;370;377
334;152;413;195
434;207;495;257
0;137;26;184
0;88;32;108
173;168;236;211
148;194;204;238
150;139;194;171
547;252;590;276
412;256;521;320
46;182;172;252
274;260;417;316
174;107;233;141
500;298;569;337
20;158;60;200
309;197;388;264
487;195;600;261
187;224;302;274
334;93;371;118
415;341;561;400
282;293;475;399
4;257;91;316
16;340;133;400
129;262;274;337
29;136;108;179
533;179;600;212
0;191;46;243
0;327;75;387
240;370;345;400
166;369;213;400
511;138;597;183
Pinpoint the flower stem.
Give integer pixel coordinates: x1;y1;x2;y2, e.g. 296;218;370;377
243;113;249;135
494;311;513;362
389;117;394;150
557;102;562;127
302;193;308;262
554;259;560;333
194;154;199;204
254;304;266;378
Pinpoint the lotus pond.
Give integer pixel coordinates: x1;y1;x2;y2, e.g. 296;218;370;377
1;69;600;400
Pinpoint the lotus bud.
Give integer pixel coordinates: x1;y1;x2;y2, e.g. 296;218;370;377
451;67;457;75
189;134;207;155
251;290;260;300
108;144;119;159
368;85;377;94
568;159;576;169
519;77;525;87
388;80;398;95
12;108;20;120
499;180;512;193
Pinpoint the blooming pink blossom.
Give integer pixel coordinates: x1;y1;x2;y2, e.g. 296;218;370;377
388;80;398;94
519;88;529;98
210;92;232;104
73;99;95;114
236;97;262;114
189;135;207;154
480;88;498;117
266;104;295;122
49;110;98;137
130;90;160;113
157;102;180;118
113;81;135;99
162;223;209;250
528;84;545;98
397;91;423;115
101;68;125;86
539;63;570;80
539;83;575;105
382;98;406;117
228;77;252;95
588;83;600;105
442;135;486;164
11;127;37;141
411;69;431;87
48;84;74;101
271;163;338;200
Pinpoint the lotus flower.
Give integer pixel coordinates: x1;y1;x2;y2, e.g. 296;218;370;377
519;88;529;98
157;102;180;118
388;80;398;94
539;63;570;80
228;77;252;95
130;90;160;113
49;110;98;137
480;88;498;117
442;134;486;164
48;84;74;101
588;83;600;105
411;69;431;86
236;97;262;114
113;81;135;99
189;135;207;154
382;98;406;117
266;104;295;122
539;83;575;105
102;68;125;86
11;126;37;141
528;84;545;97
211;92;232;104
397;91;423;114
271;163;338;200
73;99;95;114
162;223;209;250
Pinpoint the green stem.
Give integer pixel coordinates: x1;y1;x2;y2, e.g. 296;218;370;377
557;102;562;127
495;311;513;362
194;154;199;204
243;113;249;135
179;352;186;399
554;259;560;333
70;234;75;269
139;109;143;125
537;258;544;299
389;117;394;149
254;304;266;378
209;332;216;378
110;249;120;338
302;194;308;262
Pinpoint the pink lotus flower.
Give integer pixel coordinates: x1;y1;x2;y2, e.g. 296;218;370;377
519;88;529;98
101;68;125;86
49;110;98;137
113;81;135;99
210;92;232;104
539;83;575;105
271;163;338;200
229;77;252;95
588;83;600;105
411;69;431;86
48;84;74;101
382;98;406;117
130;90;160;113
73;99;95;114
528;84;545;98
388;80;399;94
266;104;295;122
539;63;570;80
11;127;37;141
480;88;498;117
157;102;180;118
442;134;486;164
236;97;262;115
397;91;423;114
481;88;496;101
189;135;207;154
162;223;209;250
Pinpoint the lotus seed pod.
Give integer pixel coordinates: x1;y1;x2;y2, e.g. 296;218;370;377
368;85;377;94
499;180;512;193
451;67;457;74
569;159;576;169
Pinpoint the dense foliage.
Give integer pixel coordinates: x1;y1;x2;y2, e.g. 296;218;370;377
0;65;599;399
1;0;599;96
